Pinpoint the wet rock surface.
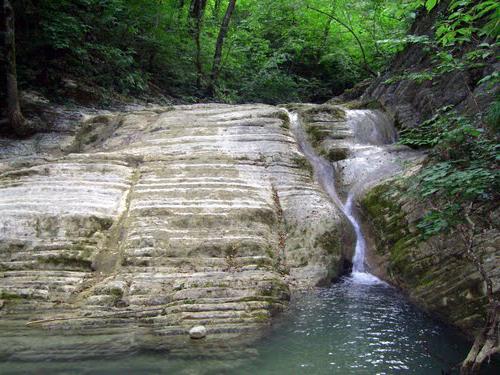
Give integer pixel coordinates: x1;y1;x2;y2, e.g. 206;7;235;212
0;103;351;358
361;175;500;337
288;103;422;200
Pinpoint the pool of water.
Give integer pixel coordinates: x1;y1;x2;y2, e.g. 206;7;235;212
2;276;498;374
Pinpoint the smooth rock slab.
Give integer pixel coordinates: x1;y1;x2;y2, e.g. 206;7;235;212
0;104;353;356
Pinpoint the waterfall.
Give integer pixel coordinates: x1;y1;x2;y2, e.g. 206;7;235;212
348;109;398;145
285;109;387;284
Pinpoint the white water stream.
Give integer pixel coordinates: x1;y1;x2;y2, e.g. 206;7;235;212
285;109;396;285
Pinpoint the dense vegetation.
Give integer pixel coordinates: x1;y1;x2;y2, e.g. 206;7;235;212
0;1;498;372
396;0;499;239
11;0;421;104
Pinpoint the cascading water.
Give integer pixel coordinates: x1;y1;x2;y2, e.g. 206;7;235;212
0;108;484;374
284;109;389;284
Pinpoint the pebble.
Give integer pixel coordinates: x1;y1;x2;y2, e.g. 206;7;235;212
189;325;207;339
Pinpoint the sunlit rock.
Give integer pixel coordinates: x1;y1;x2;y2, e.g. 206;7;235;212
0;104;353;357
189;325;207;339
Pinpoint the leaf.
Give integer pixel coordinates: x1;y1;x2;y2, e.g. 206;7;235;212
425;0;438;12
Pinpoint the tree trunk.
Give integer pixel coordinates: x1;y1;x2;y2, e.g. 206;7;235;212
207;0;236;96
460;300;499;374
189;0;207;89
458;207;500;374
2;0;29;136
307;6;378;77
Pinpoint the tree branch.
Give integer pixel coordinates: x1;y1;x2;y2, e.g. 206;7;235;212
307;5;377;77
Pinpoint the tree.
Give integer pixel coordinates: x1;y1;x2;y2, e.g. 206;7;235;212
307;5;378;77
189;0;208;89
207;0;237;96
2;0;29;136
458;205;499;375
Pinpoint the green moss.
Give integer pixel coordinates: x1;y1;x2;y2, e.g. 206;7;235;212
109;288;124;298
260;279;290;301
291;155;313;176
0;168;41;180
303;104;346;121
253;312;270;322
388;236;413;273
315;229;341;255
271;111;290;129
363;180;426;286
90;215;114;231
323;148;348;162
346;100;385;111
306;125;327;146
38;256;92;269
0;291;23;300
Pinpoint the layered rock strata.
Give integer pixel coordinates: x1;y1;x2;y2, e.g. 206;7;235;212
0;104;352;357
361;175;500;337
290;103;499;338
289;103;421;200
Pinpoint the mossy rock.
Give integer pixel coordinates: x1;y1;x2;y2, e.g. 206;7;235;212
0;291;23;300
314;229;341;256
302;104;346;121
345;100;385;111
291;155;313;176
306;125;330;146
38;255;93;270
322;147;349;162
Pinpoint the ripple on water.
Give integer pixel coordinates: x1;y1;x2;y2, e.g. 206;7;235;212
233;277;499;375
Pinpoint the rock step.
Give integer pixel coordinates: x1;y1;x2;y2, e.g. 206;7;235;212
0;270;90;299
155;323;265;336
123;245;273;261
122;256;274;269
0;260;91;272
163;301;275;314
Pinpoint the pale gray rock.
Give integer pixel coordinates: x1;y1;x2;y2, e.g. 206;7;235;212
0;103;353;357
189;325;207;339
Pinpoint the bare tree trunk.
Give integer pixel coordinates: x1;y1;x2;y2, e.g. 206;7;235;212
461;304;499;374
189;0;207;90
307;5;378;77
2;0;29;136
207;0;236;96
458;205;500;374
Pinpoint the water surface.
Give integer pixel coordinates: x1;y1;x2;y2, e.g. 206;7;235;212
1;277;487;374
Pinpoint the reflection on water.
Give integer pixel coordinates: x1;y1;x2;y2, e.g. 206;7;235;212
1;109;498;374
2;277;498;374
242;277;469;375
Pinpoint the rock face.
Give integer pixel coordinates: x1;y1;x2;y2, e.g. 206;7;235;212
361;177;500;337
288;102;497;339
0;104;352;357
361;0;498;130
289;103;421;201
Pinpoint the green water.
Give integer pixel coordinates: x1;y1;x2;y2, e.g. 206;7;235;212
1;276;498;374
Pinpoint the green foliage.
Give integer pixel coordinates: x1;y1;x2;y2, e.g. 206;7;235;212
15;0;415;104
12;0;499;105
401;109;499;239
399;108;478;148
393;1;500;240
485;100;500;132
380;0;499;88
435;0;499;46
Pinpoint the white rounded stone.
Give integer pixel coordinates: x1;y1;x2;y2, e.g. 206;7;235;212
189;325;207;339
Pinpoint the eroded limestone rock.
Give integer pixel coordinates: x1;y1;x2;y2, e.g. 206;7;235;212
361;175;500;337
0;103;352;358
